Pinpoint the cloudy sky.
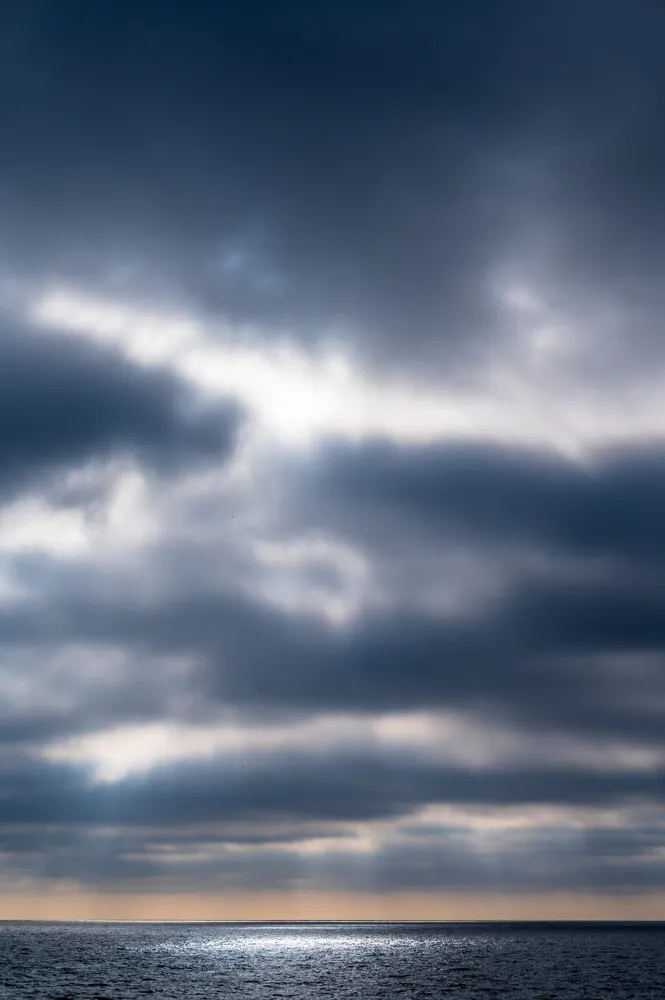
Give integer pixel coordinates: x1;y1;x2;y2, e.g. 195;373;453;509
3;0;665;920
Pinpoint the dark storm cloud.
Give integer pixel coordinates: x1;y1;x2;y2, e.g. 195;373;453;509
293;437;665;563
2;1;665;376
2;545;665;744
2;749;665;892
280;435;665;728
3;746;665;830
0;324;242;499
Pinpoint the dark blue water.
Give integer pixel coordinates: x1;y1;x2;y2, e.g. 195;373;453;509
0;921;663;998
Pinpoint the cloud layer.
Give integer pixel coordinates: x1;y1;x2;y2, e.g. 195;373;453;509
1;0;665;910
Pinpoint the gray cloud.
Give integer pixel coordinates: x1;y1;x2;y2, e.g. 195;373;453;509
0;323;242;499
2;546;663;744
295;437;665;565
2;0;665;901
10;825;665;895
2;743;665;832
0;535;664;754
2;748;665;894
1;1;665;380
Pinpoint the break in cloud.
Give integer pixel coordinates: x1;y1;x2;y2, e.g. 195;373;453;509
1;0;665;915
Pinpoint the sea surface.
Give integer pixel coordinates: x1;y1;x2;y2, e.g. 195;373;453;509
0;921;663;999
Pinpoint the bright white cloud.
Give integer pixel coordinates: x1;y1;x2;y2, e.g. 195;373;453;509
27;281;665;455
41;709;665;784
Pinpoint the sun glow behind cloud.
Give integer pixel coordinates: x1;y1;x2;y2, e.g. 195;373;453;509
25;281;665;457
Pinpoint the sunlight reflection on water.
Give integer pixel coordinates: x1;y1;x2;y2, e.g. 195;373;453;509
150;924;424;956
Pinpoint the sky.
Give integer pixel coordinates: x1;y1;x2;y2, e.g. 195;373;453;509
2;0;665;920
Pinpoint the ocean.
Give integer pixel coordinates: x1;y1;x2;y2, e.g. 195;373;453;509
0;921;663;998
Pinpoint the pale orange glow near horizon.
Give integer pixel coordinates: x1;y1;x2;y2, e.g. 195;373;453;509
2;892;665;922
